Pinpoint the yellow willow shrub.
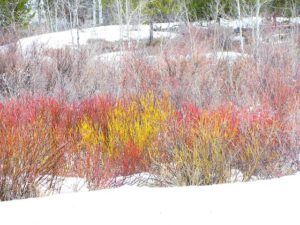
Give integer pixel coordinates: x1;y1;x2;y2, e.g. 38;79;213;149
236;120;284;180
76;93;174;181
105;93;173;159
157;107;239;186
171;140;230;186
79;118;103;150
197;110;239;143
77;118;105;179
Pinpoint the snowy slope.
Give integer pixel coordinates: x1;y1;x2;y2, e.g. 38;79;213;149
0;173;299;225
2;17;300;54
1;24;177;53
213;17;300;29
205;51;250;62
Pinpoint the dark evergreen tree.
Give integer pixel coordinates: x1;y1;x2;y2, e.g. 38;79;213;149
0;0;33;29
186;0;233;20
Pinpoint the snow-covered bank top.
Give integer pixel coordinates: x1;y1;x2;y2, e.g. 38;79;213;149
2;17;300;54
199;17;300;29
219;17;263;29
205;51;249;62
0;173;299;225
1;24;177;53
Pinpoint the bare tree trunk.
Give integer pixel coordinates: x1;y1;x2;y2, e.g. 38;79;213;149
254;0;261;59
74;0;80;47
93;0;97;26
291;1;298;80
58;0;67;30
10;3;16;31
136;1;144;46
114;0;124;99
66;0;75;44
45;0;54;31
255;0;260;45
125;0;131;46
149;20;153;45
236;0;244;52
255;0;261;80
37;0;42;25
54;1;58;31
98;0;103;25
213;0;221;51
67;0;73;29
180;0;195;56
115;0;124;44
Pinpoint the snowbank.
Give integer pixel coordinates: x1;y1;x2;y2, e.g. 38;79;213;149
205;51;250;63
0;173;298;225
96;51;129;63
3;24;177;53
204;17;300;29
220;17;263;29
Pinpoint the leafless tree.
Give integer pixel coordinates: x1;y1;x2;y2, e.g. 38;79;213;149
93;0;103;26
236;0;244;52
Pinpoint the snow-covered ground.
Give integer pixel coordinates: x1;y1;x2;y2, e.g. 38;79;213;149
0;24;177;53
219;17;263;29
0;173;299;225
2;17;300;51
2;17;300;56
39;173;157;196
276;17;300;24
205;51;250;62
207;17;300;29
96;50;129;63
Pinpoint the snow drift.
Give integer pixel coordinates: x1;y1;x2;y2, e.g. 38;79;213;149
0;173;299;225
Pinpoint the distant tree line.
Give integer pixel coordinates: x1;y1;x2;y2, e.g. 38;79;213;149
0;0;299;31
0;0;33;30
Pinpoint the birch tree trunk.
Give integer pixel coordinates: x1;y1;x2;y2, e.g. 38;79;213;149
255;0;261;79
93;0;96;26
236;0;244;52
213;0;221;50
54;1;58;31
45;0;54;31
255;0;261;47
125;0;131;44
291;1;298;80
37;0;42;25
98;0;103;25
67;0;73;29
74;0;80;47
115;0;124;46
149;20;153;45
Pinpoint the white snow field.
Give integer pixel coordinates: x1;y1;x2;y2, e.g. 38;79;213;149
1;17;300;52
205;51;250;62
1;24;177;53
0;173;299;225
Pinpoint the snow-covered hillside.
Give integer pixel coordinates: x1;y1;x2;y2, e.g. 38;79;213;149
0;173;299;225
1;17;300;54
1;24;177;53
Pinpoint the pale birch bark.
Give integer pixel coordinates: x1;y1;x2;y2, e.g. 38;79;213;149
236;0;244;52
93;0;96;26
98;0;103;25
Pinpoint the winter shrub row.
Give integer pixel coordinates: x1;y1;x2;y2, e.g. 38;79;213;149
0;93;298;200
